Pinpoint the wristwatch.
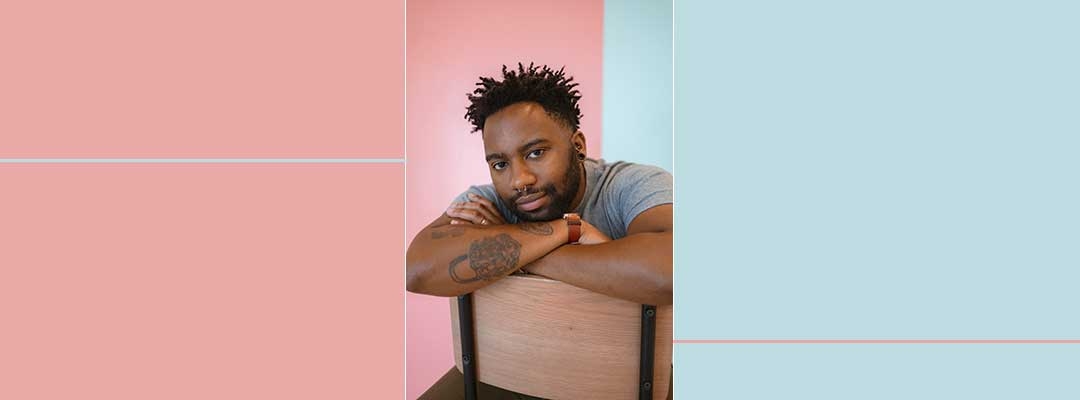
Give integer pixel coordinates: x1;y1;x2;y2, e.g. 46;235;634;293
563;213;581;244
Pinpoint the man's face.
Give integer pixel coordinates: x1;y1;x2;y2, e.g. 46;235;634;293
483;102;583;222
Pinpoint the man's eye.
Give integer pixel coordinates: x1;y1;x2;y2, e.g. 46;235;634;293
491;161;508;170
527;149;546;159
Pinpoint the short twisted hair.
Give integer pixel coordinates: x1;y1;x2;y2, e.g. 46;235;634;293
465;63;583;133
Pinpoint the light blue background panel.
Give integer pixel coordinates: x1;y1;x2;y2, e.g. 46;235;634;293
677;344;1080;399
602;0;673;172
675;0;1080;397
675;0;1080;339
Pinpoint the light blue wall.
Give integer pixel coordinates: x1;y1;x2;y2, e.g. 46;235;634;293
602;0;672;172
675;0;1080;397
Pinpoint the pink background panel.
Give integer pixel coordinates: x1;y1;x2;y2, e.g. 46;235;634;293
0;164;403;399
0;1;403;158
406;0;603;398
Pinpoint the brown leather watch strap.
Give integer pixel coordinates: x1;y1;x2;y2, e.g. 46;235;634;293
563;213;581;244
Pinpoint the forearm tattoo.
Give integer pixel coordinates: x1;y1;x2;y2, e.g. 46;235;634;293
448;234;522;283
516;221;553;236
430;226;466;239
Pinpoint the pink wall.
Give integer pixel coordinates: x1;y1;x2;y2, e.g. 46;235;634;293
1;164;403;399
406;0;603;398
0;1;401;158
2;1;404;398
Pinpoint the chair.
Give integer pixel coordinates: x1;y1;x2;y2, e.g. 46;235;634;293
450;274;673;399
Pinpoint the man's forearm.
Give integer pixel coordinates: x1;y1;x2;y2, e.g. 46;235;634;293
525;231;673;305
406;220;569;297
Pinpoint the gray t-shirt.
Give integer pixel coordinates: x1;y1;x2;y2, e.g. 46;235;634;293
453;158;673;239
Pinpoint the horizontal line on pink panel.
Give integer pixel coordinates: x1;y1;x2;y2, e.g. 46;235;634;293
0;158;404;163
674;339;1080;344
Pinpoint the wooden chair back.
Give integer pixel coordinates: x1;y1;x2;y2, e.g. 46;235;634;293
450;274;673;400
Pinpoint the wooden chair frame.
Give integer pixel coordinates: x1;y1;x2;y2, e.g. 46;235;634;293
451;274;671;400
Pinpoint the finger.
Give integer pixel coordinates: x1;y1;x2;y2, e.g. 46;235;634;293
460;194;501;224
457;201;504;225
452;201;498;224
445;202;472;219
448;218;472;225
446;207;484;224
467;194;506;224
446;207;479;222
577;219;612;244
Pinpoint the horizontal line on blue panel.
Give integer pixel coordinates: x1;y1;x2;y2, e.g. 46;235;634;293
0;158;405;163
674;339;1080;344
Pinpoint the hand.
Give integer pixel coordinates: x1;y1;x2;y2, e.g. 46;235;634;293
520;262;548;277
577;219;611;245
519;219;608;276
445;194;507;226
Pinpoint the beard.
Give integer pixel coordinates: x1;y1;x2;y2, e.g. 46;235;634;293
503;153;582;222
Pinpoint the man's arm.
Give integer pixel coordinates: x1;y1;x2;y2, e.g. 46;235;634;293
524;204;673;305
405;212;569;297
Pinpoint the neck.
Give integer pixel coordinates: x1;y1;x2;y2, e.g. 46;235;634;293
567;161;587;212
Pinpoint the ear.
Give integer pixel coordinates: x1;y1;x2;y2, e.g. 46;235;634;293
571;131;588;158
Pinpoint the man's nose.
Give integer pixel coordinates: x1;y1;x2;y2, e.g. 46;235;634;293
511;165;537;191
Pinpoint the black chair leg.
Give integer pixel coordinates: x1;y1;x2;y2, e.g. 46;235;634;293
639;304;657;400
458;294;478;400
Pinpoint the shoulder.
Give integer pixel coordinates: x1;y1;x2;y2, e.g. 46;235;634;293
592;160;673;232
598;160;673;190
453;184;500;204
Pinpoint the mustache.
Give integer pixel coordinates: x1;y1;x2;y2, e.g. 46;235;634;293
510;185;554;203
511;188;543;202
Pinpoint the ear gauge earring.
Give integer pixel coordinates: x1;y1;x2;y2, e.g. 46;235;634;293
578;152;586;160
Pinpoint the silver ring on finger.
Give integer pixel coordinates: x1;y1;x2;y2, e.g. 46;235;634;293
481;217;488;225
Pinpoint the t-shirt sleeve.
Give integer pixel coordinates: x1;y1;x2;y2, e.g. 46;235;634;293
612;164;674;231
451;185;500;204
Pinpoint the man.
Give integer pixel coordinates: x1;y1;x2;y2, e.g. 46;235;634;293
407;63;672;399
